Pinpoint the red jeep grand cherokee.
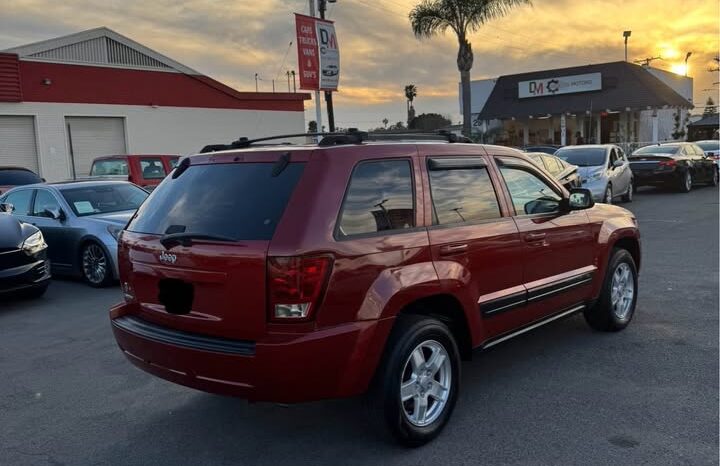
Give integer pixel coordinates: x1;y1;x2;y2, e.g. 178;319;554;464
110;133;641;445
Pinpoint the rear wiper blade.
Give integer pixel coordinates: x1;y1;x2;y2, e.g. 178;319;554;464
160;232;236;249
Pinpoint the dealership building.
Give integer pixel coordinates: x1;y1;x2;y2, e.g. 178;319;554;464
468;61;693;147
0;27;310;181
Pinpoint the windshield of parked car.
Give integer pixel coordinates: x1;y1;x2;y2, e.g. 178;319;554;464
61;184;148;216
0;169;42;185
90;159;129;176
555;148;606;167
632;145;680;155
696;141;720;151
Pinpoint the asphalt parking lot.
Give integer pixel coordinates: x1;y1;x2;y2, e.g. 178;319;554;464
1;185;718;466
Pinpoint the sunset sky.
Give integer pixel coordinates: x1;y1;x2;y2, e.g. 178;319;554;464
1;0;718;129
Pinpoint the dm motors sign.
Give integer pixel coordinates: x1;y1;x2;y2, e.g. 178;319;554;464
295;13;340;91
518;72;601;99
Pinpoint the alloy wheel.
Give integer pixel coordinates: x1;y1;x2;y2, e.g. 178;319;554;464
611;262;635;320
605;186;613;204
685;172;692;191
82;244;107;285
400;340;452;427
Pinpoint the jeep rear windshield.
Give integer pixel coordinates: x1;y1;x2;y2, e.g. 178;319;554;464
127;162;305;241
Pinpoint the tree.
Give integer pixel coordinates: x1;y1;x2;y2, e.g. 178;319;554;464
410;0;532;136
404;84;417;126
308;120;318;132
382;118;389;129
703;97;718;117
409;113;452;130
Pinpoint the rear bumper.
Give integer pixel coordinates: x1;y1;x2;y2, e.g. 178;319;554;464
631;168;682;186
0;259;51;294
110;303;393;403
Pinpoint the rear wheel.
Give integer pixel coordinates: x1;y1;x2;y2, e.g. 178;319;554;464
622;179;633;202
365;314;460;446
584;248;638;332
81;242;113;287
678;170;692;193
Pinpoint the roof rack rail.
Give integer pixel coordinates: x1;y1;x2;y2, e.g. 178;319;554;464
198;129;471;153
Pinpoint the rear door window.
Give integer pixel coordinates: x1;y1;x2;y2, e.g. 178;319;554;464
337;160;414;237
428;163;501;225
140;158;167;179
4;189;34;215
128;162;305;240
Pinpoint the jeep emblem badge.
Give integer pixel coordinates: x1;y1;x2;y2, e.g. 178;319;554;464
159;251;177;264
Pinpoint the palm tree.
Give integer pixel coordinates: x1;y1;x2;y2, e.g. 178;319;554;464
410;0;531;136
382;117;390;129
404;84;417;126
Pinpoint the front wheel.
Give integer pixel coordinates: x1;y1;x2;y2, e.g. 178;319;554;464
678;170;692;193
365;314;460;446
81;242;113;287
604;184;613;204
584;248;638;332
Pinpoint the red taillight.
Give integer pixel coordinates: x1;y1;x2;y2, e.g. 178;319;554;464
658;159;677;167
267;255;332;321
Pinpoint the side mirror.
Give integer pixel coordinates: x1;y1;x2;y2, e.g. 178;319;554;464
612;159;624;168
0;202;14;213
44;207;64;220
563;188;594;211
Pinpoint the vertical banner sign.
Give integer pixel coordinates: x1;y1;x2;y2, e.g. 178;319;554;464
294;13;340;91
295;14;320;90
316;19;339;91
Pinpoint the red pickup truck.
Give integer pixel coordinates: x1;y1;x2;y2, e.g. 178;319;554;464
89;155;179;190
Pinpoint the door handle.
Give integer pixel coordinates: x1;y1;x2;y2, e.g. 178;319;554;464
525;232;546;242
439;243;468;256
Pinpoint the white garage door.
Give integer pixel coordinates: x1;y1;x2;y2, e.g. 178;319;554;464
66;117;126;178
0;116;39;172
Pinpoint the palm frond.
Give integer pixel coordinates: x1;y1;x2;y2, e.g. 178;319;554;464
465;0;532;32
409;0;453;38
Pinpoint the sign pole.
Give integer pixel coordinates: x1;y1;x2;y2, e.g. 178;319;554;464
318;0;336;132
309;0;323;134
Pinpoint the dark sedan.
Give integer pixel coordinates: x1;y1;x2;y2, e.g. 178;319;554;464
0;181;148;287
0;206;51;298
526;152;582;189
628;142;718;192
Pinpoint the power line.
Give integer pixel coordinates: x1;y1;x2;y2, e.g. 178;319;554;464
274;40;294;82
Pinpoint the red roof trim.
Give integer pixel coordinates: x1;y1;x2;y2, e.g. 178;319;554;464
16;61;310;111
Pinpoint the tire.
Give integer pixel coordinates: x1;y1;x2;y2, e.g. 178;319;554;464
621;179;633;203
584;248;638;332
603;184;613;204
81;242;113;287
365;314;460;446
678;170;692;193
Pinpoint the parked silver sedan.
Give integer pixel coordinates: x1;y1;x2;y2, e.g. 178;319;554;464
555;144;634;204
0;181;148;286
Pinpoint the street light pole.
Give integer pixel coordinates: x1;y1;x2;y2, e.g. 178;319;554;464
623;31;632;62
318;0;336;132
